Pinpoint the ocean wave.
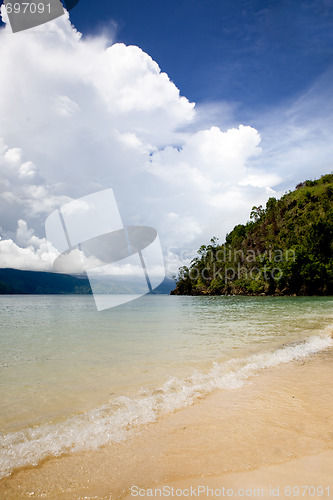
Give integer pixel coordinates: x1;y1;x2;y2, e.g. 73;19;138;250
1;330;332;479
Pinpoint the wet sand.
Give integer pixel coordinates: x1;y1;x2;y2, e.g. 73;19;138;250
128;451;333;500
1;348;333;499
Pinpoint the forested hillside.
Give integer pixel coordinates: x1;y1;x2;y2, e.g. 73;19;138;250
172;174;333;296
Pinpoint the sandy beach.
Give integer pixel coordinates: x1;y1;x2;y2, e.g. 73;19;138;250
1;345;333;499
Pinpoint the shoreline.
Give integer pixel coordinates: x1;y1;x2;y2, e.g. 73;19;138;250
1;347;333;499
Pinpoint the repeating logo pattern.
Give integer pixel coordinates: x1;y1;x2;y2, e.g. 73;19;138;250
45;189;165;310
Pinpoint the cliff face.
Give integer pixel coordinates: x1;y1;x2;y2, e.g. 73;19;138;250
172;174;333;296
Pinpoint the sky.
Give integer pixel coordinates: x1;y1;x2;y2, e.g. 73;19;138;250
0;0;333;277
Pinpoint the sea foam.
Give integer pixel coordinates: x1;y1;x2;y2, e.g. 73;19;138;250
1;331;332;478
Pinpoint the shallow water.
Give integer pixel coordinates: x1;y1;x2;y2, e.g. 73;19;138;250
0;294;333;477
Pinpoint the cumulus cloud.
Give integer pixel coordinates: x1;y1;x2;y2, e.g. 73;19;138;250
0;138;71;233
148;125;262;192
0;219;107;273
3;9;329;275
0;220;53;271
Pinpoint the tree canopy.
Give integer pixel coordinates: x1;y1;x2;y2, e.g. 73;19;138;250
172;173;333;296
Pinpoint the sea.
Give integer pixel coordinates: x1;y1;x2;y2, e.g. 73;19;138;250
1;294;333;478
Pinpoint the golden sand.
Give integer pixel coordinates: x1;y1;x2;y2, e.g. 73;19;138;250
1;349;333;499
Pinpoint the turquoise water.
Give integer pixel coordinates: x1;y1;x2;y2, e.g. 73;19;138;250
0;294;333;477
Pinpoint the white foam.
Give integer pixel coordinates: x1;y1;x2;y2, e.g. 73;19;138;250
1;332;332;478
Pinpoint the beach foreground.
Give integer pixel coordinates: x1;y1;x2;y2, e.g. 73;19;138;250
1;347;333;499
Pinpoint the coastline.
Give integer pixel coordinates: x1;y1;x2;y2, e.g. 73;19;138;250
1;346;333;499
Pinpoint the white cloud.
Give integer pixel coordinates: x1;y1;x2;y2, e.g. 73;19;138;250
4;147;22;165
0;219;104;273
53;249;103;274
0;238;50;271
148;125;262;190
16;219;35;247
0;138;72;234
1;10;331;275
19;161;37;179
0;220;53;271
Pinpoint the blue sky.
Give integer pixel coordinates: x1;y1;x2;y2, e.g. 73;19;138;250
0;0;332;274
68;0;333;112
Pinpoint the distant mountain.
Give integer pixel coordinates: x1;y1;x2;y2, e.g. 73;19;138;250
151;277;176;294
0;268;176;295
172;173;333;296
0;268;92;294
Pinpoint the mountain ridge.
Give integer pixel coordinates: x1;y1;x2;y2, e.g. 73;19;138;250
0;268;175;295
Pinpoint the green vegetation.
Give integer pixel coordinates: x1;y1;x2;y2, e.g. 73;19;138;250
172;174;333;296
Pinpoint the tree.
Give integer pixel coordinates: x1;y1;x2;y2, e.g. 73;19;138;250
250;205;265;222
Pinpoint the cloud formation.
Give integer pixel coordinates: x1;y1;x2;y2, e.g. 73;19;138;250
1;9;331;275
0;220;53;271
